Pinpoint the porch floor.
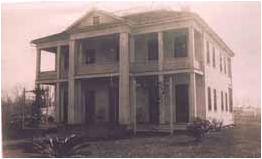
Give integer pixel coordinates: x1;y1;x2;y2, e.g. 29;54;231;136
136;123;188;133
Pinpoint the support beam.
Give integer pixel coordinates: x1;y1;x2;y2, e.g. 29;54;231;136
119;32;130;126
158;32;165;124
55;82;61;122
68;40;76;124
189;27;195;68
36;49;41;80
189;72;197;121
169;76;174;135
131;78;137;134
56;46;61;79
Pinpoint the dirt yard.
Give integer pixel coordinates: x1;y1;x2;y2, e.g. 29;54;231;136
2;123;261;158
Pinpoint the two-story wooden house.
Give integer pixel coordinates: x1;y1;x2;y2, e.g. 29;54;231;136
31;8;234;133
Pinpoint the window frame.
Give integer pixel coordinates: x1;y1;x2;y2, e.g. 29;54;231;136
208;87;212;111
93;16;100;25
214;89;217;111
206;41;210;64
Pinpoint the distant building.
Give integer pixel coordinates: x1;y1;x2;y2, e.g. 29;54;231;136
31;8;234;133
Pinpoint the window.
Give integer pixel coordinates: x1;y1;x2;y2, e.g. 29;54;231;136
148;39;158;60
229;88;233;112
93;16;100;25
228;57;232;78
224;57;227;74
214;89;217;111
85;49;96;64
206;41;210;64
225;92;228;112
219;53;223;72
174;34;187;57
208;87;212;111
221;91;224;111
212;47;216;68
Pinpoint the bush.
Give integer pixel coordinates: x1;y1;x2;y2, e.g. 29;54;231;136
187;117;225;142
32;134;90;157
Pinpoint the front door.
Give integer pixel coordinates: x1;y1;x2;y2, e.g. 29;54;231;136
85;90;95;123
109;86;119;125
176;84;189;123
149;84;159;124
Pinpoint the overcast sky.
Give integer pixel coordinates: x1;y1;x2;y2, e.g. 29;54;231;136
1;1;261;107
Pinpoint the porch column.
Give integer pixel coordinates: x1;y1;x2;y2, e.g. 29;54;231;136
56;46;61;79
68;40;76;124
189;26;195;68
119;32;130;126
158;31;165;124
189;72;197;121
36;49;41;80
169;76;174;135
55;82;61;122
130;77;137;134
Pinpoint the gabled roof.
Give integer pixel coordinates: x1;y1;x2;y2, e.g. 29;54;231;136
65;8;132;31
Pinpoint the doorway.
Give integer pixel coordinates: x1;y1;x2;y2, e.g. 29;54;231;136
175;84;189;123
85;90;96;123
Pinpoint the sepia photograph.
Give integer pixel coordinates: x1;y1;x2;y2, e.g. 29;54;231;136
1;1;261;158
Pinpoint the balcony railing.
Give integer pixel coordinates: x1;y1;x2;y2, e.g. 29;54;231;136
38;71;57;80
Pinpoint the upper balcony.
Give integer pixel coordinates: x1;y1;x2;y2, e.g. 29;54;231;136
36;27;204;82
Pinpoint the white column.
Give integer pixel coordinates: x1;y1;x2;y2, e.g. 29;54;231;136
55;82;61;122
119;32;130;126
36;49;41;80
56;46;61;79
189;72;197;121
68;40;76;124
189;27;195;68
158;32;165;124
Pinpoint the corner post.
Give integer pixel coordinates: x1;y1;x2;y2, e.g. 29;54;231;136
36;49;41;80
68;40;76;124
119;32;130;126
189;72;197;121
158;31;165;124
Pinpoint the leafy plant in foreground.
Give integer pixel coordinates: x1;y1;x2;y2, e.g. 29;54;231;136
32;134;90;157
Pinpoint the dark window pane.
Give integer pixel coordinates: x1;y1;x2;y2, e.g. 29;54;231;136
93;16;100;25
213;47;216;68
148;39;158;60
225;92;228;112
85;49;96;64
208;87;212;111
174;34;187;57
206;41;210;64
214;89;217;111
221;91;224;111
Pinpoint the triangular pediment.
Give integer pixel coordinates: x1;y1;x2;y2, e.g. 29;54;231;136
66;9;125;31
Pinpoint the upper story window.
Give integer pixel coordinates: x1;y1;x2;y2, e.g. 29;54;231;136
228;57;232;78
85;49;96;64
174;34;187;58
93;16;100;25
206;41;210;64
148;39;158;60
208;87;212;111
214;89;217;111
219;52;223;72
212;47;216;68
224;56;227;74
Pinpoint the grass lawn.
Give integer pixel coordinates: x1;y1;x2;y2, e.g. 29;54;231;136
2;123;261;158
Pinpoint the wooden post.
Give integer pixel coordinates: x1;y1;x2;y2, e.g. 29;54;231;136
36;49;41;80
119;32;130;126
189;72;197;121
68;40;76;124
132;79;137;134
169;76;174;135
56;46;61;79
158;32;165;124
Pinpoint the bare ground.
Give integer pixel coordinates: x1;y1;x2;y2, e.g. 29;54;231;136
2;123;261;158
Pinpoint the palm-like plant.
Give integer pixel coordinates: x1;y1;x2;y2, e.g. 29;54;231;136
33;134;90;157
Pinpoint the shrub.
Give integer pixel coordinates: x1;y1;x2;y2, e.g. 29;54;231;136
32;134;90;157
187;117;224;142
